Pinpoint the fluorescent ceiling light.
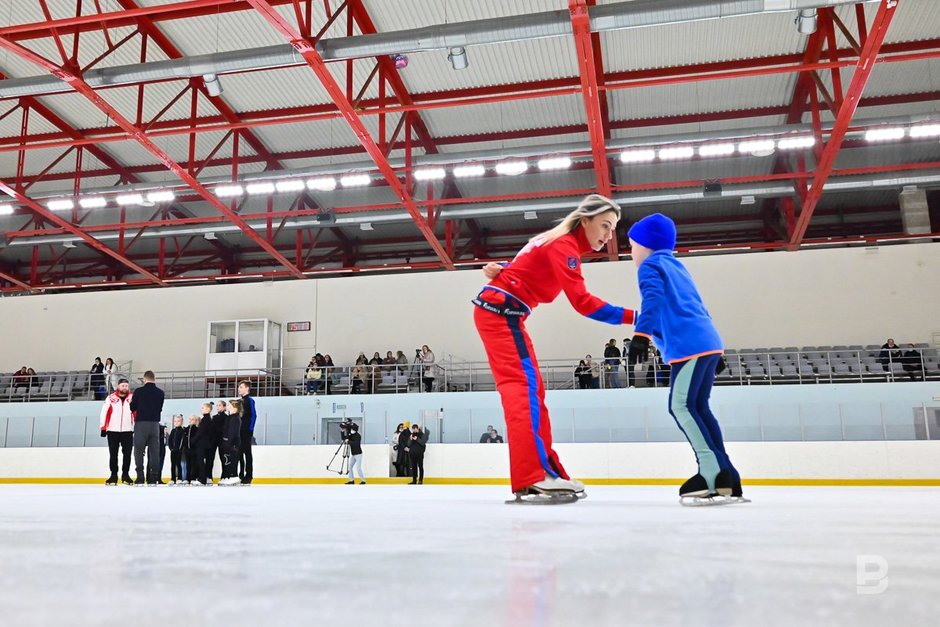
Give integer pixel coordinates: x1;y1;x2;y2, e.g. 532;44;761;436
619;149;656;163
307;177;337;192
78;196;107;209
697;143;736;157
738;140;776;155
245;182;275;195
740;195;756;206
214;184;244;197
523;211;538;220
658;146;695;160
47;199;74;211
452;164;486;178
360;222;374;231
115;193;144;206
537;156;572;170
413;167;446;181
274;179;306;193
494;160;528;176
62;241;76;249
0;204;13;216
864;127;905;142
777;136;816;150
146;190;175;203
909;124;940;138
340;174;371;187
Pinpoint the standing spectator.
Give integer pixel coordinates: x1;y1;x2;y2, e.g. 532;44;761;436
603;339;622;389
219;399;243;485
99;377;134;486
368;352;383;393
89;357;106;400
129;370;164;484
879;338;902;367
575;360;592;389
625;336;647;388
390;423;409;477
344;423;366;485
585;354;600;389
421;345;436;392
167;415;185;485
238;380;257;485
902;344;924;381
104;357;118;394
406;424;428;485
398;424;412;478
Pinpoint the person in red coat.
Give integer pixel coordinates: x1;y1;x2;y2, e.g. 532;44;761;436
474;194;636;502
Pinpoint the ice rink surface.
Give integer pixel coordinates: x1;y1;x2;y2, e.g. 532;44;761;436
0;484;937;627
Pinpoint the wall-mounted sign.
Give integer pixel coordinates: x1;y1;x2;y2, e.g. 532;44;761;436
287;321;311;332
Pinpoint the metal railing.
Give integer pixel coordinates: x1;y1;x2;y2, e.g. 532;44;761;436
1;348;937;402
1;401;937;448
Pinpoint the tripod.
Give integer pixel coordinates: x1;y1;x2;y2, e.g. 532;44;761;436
327;440;350;475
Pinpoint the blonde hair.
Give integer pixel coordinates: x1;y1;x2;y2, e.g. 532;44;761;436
228;399;243;416
533;194;621;246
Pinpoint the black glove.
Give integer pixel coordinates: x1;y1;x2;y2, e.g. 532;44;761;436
628;335;650;364
716;357;727;376
100;430;107;438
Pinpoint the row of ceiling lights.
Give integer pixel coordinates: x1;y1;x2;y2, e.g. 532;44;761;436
1;123;938;217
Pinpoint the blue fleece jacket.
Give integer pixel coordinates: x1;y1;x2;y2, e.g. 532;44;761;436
633;250;723;364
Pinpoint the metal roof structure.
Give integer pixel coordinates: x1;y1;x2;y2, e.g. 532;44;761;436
0;0;938;292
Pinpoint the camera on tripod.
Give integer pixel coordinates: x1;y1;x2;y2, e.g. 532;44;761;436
338;419;355;439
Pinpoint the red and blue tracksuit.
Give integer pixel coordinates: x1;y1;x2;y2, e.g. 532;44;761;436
473;227;636;493
633;249;738;492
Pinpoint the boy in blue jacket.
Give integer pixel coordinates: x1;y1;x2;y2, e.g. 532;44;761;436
626;213;744;503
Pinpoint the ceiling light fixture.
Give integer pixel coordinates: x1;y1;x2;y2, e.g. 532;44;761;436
452;164;486;178
307;177;337;192
738;139;776;156
658;146;695;160
537;156;573;170
448;47;469;70
619;149;656;163
214;184;244;197
909;124;940;138
777;136;816;150
864;127;905;142
146;190;175;203
697;143;736;158
340;174;371;187
245;182;276;195
274;179;306;193
115;193;144;206
494;160;528;176
78;197;107;209
47;199;74;211
203;73;223;97
413;167;447;181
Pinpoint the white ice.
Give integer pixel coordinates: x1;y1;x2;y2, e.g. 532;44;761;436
0;485;937;627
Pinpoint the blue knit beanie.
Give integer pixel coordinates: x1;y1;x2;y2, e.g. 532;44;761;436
627;213;677;251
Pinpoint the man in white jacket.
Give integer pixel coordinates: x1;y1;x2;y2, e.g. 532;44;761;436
100;378;134;485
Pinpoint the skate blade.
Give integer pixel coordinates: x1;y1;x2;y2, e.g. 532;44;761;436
506;489;579;505
680;495;736;507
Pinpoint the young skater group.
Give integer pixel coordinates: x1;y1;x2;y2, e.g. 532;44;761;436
476;195;744;506
166;399;245;486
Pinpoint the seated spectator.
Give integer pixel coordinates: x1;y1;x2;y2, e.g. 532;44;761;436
575;360;592;389
368;352;383;392
879;338;902;366
26;367;39;389
12;366;29;391
382;351;396;374
902;344;924;381
350;358;366;394
395;350;409;374
322;354;335;394
305;358;323;395
480;426;504;443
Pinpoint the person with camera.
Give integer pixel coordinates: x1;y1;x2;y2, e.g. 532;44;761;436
343;422;366;485
406;424;427;485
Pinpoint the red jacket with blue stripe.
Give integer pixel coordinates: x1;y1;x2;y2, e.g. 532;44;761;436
485;227;636;325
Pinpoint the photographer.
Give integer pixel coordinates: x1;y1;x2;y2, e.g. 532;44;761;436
406;424;427;485
342;422;366;485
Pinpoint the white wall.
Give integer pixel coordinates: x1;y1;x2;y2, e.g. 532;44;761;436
1;242;937;373
1;441;939;482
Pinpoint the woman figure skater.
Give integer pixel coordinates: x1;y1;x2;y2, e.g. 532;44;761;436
474;194;636;504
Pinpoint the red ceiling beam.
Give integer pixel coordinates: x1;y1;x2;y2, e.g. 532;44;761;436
0;268;34;291
0;34;305;278
789;0;898;249
244;0;454;270
0;179;165;285
569;0;617;261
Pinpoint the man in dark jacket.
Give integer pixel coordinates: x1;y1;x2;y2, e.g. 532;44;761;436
603;339;621;389
902;345;924;381
129;370;164;484
237;381;257;485
406;424;427;485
